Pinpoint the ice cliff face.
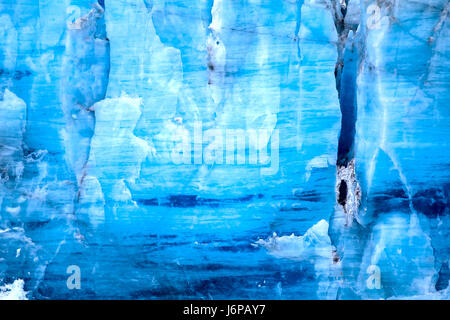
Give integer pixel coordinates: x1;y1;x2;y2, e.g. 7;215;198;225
0;0;448;299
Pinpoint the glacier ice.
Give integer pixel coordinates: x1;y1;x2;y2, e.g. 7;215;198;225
0;0;449;300
255;219;336;299
0;278;28;300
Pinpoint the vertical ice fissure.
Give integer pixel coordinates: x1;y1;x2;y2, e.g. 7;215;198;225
331;0;361;224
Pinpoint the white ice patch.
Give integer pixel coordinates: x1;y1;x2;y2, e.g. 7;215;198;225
256;219;331;261
256;219;334;299
305;155;332;182
78;175;105;228
0;279;28;300
5;206;21;215
84;95;150;205
209;0;224;32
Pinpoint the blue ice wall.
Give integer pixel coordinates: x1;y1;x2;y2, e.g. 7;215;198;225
0;0;449;300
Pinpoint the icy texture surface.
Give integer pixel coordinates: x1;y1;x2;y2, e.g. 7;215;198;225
0;0;448;299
